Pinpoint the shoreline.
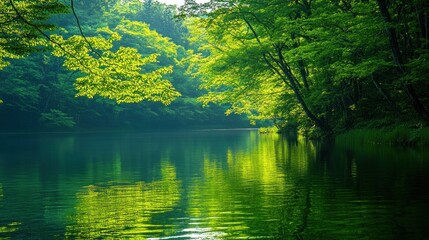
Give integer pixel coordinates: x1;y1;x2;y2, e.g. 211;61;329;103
335;126;429;146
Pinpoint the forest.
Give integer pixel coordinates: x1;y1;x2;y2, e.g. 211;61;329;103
1;0;428;138
1;1;429;238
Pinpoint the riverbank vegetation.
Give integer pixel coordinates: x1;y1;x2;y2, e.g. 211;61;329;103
336;126;429;146
1;0;428;141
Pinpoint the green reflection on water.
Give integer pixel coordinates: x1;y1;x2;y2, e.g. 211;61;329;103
180;133;429;239
0;131;428;239
0;183;21;239
184;134;317;239
0;222;21;239
65;161;180;239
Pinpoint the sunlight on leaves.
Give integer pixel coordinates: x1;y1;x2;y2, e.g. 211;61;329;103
50;22;181;104
0;0;66;70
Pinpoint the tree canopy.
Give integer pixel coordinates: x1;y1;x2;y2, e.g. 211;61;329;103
0;0;67;69
0;0;428;133
0;0;249;130
182;0;429;135
1;0;181;105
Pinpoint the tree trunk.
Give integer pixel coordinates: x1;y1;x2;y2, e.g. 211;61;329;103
406;84;429;121
376;0;404;67
274;48;332;133
245;13;331;133
291;84;332;133
298;60;310;91
376;0;429;122
371;75;400;114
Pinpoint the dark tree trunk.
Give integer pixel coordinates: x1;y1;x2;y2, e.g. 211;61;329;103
275;47;332;133
292;87;332;133
376;0;429;122
244;10;331;133
376;0;404;67
406;84;429;121
371;75;400;114
298;60;310;91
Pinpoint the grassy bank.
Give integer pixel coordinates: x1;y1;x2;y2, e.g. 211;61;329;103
335;126;429;146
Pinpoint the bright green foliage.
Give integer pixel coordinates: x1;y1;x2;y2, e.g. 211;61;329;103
1;0;181;106
186;1;344;132
2;0;428;132
115;20;178;58
110;0;189;46
50;21;181;104
0;0;248;130
184;0;429;134
0;0;67;69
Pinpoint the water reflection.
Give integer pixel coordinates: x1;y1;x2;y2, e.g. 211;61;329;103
66;162;180;239
0;183;21;239
0;131;428;239
165;133;429;239
174;134;315;239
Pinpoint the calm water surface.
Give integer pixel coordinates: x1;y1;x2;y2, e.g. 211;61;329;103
0;130;428;239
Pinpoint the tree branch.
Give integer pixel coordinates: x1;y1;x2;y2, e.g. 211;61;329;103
9;0;66;52
7;0;112;82
70;0;101;57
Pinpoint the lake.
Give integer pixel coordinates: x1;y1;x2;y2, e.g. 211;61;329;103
0;130;428;239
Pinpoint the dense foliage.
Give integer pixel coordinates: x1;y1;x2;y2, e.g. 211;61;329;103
182;0;429;136
1;0;428;134
0;0;248;130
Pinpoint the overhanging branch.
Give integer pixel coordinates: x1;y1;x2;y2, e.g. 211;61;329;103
70;0;101;57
